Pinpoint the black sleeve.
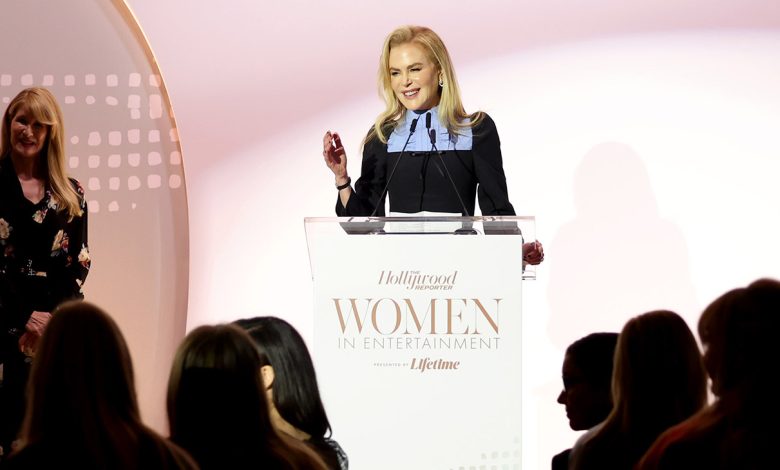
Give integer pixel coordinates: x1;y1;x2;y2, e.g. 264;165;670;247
472;114;516;216
335;136;388;216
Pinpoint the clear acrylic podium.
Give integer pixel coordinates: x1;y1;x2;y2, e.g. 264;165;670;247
305;216;534;470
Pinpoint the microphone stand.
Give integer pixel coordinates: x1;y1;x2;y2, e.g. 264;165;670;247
370;117;419;217
425;113;477;234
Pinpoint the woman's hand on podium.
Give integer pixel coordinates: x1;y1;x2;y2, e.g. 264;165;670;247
323;130;349;186
522;240;544;265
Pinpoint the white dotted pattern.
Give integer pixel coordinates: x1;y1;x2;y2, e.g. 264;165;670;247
147;151;161;166
88;132;101;146
88;155;101;168
147;174;161;189
0;73;185;213
127;176;141;190
108;131;122;146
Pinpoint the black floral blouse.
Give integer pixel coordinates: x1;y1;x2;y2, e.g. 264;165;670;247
0;159;90;332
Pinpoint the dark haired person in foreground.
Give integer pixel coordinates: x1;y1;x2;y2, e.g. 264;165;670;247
4;301;196;469
638;278;780;469
552;332;618;470
236;316;348;469
167;324;327;470
569;310;707;470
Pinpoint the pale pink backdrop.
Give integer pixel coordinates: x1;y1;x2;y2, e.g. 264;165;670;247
126;1;780;467
2;0;779;468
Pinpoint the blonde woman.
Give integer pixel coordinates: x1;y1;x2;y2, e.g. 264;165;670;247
322;25;543;263
0;87;90;451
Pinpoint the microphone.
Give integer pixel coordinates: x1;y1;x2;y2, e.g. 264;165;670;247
425;112;471;217
370;117;419;217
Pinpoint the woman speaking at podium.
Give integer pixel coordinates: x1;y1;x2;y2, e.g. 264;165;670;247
321;25;543;264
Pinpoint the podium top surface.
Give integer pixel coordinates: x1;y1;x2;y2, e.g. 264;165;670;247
304;216;535;236
304;215;535;223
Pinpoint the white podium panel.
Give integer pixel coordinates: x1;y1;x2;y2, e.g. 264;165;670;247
306;217;533;470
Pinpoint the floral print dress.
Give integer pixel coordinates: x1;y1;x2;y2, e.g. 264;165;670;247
0;160;90;334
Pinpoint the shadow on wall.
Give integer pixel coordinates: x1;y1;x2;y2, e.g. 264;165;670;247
547;142;696;348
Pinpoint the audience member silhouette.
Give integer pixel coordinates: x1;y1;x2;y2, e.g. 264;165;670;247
638;278;780;470
235;316;348;469
167;323;327;470
552;332;618;470
3;301;197;469
569;310;707;470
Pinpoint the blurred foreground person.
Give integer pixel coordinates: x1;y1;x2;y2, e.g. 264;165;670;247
552;332;618;470
167;324;327;470
236;316;348;469
570;310;707;470
638;278;780;470
4;301;196;469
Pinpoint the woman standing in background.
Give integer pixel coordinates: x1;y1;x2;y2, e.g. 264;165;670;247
0;87;91;452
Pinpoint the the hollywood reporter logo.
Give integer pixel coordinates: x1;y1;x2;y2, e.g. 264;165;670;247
378;269;457;291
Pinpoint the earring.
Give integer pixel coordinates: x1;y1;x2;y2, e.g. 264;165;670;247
439;77;444;87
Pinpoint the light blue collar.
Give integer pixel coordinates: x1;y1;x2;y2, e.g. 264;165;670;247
387;106;473;152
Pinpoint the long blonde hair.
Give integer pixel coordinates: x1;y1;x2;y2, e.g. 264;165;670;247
370;25;483;144
1;87;82;219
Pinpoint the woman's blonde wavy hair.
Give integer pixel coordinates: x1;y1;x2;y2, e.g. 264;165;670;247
369;25;483;144
1;87;82;220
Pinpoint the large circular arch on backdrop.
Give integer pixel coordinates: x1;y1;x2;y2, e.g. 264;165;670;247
0;0;188;430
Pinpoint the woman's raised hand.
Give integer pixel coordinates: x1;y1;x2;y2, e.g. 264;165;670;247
323;131;348;185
